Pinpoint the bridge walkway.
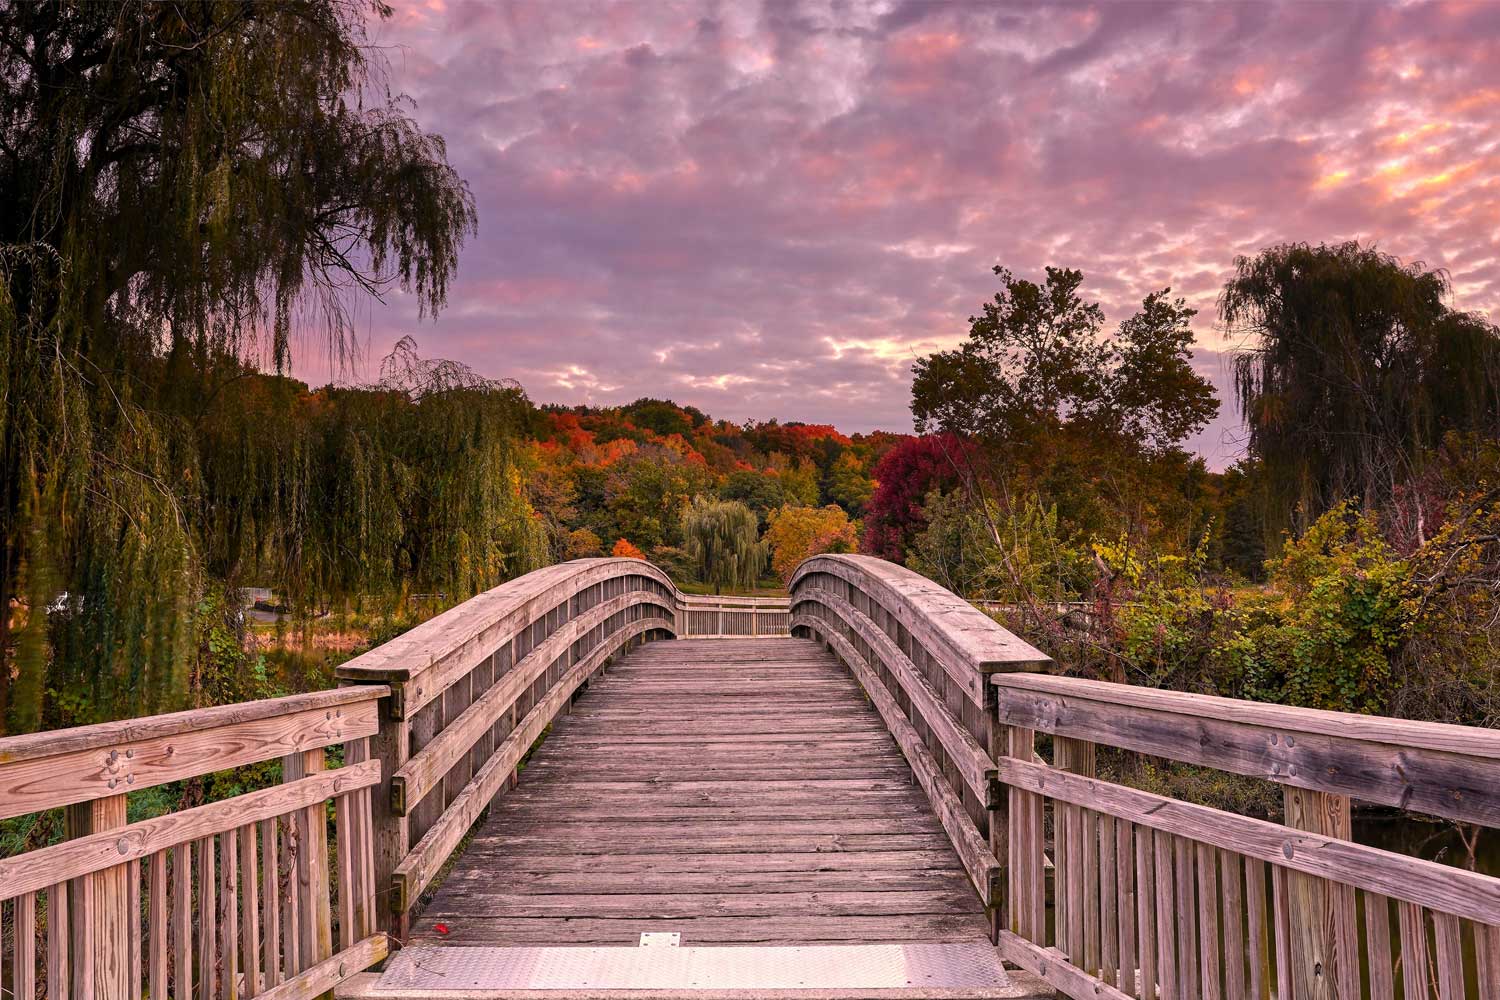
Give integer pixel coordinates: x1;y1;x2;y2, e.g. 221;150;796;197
353;638;1047;997
409;637;991;948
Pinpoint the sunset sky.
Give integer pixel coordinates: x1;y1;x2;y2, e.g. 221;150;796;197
339;1;1500;469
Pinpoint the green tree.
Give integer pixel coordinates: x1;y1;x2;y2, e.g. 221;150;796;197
913;266;1217;455
0;1;475;731
681;499;764;593
1223;241;1500;532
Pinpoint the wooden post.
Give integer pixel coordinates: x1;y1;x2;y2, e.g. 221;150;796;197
999;725;1042;943
285;747;334;970
1283;786;1355;1000
66;793;131;999
349;682;410;939
1054;738;1096;965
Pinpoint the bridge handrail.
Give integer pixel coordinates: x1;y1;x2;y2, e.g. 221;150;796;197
992;672;1500;999
0;686;390;998
788;553;1051;913
334;557;682;928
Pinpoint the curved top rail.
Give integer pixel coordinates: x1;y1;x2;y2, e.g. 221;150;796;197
791;553;1052;678
336;557;676;715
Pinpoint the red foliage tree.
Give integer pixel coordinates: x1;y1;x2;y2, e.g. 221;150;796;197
861;434;970;563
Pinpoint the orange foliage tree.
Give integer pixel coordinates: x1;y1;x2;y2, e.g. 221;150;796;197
611;538;646;559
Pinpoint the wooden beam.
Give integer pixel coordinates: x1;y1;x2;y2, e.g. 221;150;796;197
0;763;378;900
0;698;380;821
994;755;1500;927
993;682;1500;827
253;933;388;1000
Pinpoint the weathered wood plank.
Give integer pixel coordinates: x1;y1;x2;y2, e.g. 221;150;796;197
994;680;1500;826
252;934;388;1000
798;618;999;905
997;930;1135;1000
0;699;379;822
411;638;999;951
0;763;377;899
992;755;1500;927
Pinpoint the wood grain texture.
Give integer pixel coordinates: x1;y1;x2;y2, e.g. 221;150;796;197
993;678;1500;827
0;762;378;900
0;698;379;822
993;755;1500;927
408;638;994;948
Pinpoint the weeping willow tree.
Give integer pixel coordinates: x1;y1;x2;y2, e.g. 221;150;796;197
0;1;480;732
681;499;764;594
1223;242;1500;535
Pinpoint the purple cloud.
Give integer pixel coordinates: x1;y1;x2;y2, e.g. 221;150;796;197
306;0;1500;469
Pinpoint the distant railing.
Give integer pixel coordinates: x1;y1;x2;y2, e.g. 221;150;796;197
789;553;1052;925
676;593;791;637
991;673;1500;1000
0;686;389;999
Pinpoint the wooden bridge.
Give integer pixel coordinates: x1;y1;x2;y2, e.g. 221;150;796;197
3;556;1500;999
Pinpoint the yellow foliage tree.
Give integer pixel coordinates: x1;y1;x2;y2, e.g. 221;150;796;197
764;505;858;584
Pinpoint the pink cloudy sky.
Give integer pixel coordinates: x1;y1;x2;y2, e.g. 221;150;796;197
333;1;1500;469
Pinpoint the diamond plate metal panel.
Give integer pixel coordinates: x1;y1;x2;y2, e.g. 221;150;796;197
378;943;1011;992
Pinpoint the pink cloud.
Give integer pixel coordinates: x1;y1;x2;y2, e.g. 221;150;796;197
319;0;1500;471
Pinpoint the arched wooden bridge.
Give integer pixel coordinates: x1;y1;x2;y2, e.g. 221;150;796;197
3;556;1500;999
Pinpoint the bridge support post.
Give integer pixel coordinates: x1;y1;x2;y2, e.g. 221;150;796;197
65;793;132;999
1283;787;1356;1000
365;691;411;940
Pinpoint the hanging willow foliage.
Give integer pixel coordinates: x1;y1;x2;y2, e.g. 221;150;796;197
0;2;486;732
681;498;765;594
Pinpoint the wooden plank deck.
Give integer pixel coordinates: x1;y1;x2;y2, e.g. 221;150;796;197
408;637;996;947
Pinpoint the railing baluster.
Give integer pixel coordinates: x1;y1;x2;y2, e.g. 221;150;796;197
259;818;282;988
1100;813;1118;987
1115;818;1135;995
1221;849;1246;1000
16;891;37;1000
1197;842;1222;1000
1153;828;1178;998
1246;858;1271;1000
1477;922;1500;997
148;853;169;1000
239;824;262;996
197;836;216;1000
1362;892;1394;1000
1272;865;1293;1000
47;882;69;1000
1134;825;1156;1000
1174;834;1199;997
172;844;192;999
1432;912;1462;1000
1397;902;1429;1000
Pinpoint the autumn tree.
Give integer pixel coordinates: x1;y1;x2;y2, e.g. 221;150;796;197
765;505;858;584
681;499;764;593
862;434;971;562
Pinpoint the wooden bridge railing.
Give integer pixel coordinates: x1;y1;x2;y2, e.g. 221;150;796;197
992;674;1500;1000
788;553;1053;927
0;686;388;999
333;557;684;936
676;593;792;637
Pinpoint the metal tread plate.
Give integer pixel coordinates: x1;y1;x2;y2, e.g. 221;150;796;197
371;942;1026;997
